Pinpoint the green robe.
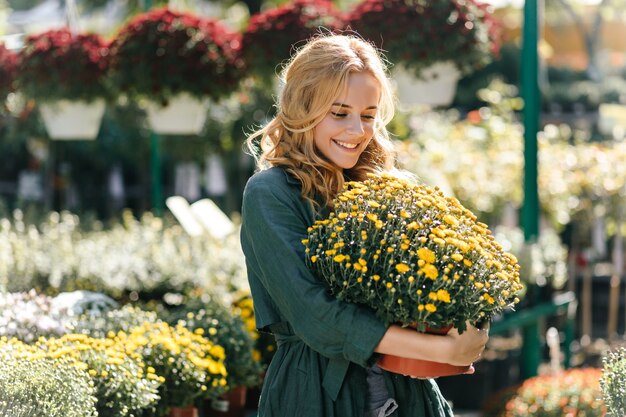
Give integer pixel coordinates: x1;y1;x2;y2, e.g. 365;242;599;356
240;166;454;417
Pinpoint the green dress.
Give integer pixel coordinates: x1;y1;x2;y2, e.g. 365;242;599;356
240;166;454;417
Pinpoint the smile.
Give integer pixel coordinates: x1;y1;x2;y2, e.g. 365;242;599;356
333;140;359;150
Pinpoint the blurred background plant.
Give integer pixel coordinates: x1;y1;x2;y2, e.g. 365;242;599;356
117;320;229;416
347;0;500;79
0;290;69;342
166;292;265;391
15;28;111;103
0;209;247;301
0;338;98;417
241;0;343;88
36;333;162;417
600;347;626;417
481;368;606;417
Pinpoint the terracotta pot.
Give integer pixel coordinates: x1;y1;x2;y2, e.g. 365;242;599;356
168;405;199;417
377;325;471;378
206;386;247;417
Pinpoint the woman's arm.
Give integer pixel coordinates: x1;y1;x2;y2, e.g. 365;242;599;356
241;173;388;368
375;323;489;366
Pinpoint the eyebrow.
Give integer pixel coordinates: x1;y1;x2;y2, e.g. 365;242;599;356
332;102;378;110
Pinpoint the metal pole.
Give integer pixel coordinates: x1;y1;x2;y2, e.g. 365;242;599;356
144;0;163;216
520;0;541;380
151;132;162;216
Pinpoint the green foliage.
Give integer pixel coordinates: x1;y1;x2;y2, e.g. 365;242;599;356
348;0;500;78
109;8;244;104
16;28;111;102
241;0;343;87
600;347;626;417
482;368;606;417
0;340;98;417
304;174;522;332
167;293;265;388
0;210;247;299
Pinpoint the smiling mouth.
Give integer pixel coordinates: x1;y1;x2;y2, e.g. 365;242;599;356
333;140;359;150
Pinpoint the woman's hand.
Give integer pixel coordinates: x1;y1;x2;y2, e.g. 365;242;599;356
443;322;489;367
375;322;489;367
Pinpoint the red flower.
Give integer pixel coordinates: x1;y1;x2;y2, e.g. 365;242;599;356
347;0;501;78
0;43;18;98
109;7;244;104
241;0;344;86
16;28;110;102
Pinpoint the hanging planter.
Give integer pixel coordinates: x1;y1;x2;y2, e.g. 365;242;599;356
39;99;105;140
392;62;461;108
15;28;111;139
241;0;343;88
109;8;244;123
348;0;501;107
145;93;209;135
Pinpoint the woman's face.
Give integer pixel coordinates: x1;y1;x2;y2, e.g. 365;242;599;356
313;71;380;170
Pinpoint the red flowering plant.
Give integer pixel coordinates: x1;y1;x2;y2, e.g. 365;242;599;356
15;28;111;102
241;0;344;87
109;8;244;105
347;0;501;79
0;43;18;100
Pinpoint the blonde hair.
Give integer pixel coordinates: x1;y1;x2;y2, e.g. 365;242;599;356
246;33;396;210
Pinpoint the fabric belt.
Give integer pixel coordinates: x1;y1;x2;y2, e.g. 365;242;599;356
268;322;350;402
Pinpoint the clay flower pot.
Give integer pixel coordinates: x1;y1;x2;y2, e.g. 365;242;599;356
168;405;199;417
377;325;471;378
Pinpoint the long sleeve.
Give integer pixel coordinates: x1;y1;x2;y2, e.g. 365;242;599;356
240;169;388;368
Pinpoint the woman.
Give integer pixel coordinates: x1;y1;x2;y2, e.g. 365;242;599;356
240;34;488;417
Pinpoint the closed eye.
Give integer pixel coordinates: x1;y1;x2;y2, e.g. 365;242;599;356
331;112;347;118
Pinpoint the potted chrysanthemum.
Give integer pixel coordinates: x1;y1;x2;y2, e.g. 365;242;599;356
241;0;343;88
304;173;522;377
109;8;244;135
347;0;500;107
15;28;110;139
118;320;229;417
0;43;18;103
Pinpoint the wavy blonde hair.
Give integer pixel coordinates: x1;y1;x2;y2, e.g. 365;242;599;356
247;33;396;210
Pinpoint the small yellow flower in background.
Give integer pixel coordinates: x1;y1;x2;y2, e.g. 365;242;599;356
333;254;347;263
421;264;439;280
417;247;436;264
436;289;451;303
425;304;437;313
395;263;410;273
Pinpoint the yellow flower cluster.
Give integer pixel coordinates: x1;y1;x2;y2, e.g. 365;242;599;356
35;333;161;416
304;173;523;332
118;321;228;397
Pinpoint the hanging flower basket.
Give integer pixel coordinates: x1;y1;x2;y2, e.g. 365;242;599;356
377;325;470;377
393;61;461;108
39;99;106;140
145;93;209;135
348;0;501;104
241;0;343;87
109;8;243;108
15;28;111;135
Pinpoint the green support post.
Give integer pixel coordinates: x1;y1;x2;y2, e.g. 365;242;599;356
144;0;163;216
150;132;163;216
520;0;541;380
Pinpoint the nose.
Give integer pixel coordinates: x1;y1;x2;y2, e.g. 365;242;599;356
346;116;365;137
